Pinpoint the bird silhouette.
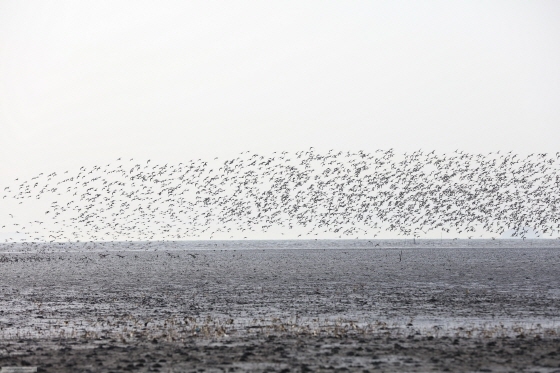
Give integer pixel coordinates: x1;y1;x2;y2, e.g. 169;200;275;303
1;149;559;245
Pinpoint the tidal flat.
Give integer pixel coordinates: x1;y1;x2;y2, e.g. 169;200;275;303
0;240;559;372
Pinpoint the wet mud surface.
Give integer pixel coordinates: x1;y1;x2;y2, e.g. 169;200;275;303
0;244;559;372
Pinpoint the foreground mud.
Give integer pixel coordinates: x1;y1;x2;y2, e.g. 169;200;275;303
0;242;559;371
1;333;559;372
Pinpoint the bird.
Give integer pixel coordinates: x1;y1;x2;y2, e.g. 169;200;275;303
1;149;559;243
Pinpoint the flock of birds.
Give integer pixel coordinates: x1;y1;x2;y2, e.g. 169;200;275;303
1;148;559;243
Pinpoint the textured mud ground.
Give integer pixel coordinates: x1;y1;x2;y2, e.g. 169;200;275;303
0;242;559;372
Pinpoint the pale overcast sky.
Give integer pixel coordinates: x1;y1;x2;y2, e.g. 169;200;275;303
1;0;559;180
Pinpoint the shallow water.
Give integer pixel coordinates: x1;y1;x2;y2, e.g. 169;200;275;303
1;241;559;338
2;238;560;253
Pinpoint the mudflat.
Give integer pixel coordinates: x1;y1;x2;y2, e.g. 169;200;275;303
0;242;559;372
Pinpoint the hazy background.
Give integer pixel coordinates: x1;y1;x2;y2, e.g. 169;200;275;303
1;1;559;240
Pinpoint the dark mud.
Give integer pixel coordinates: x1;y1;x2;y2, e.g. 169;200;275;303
2;333;560;372
0;244;559;372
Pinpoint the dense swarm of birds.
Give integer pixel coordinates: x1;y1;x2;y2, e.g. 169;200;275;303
1;149;559;242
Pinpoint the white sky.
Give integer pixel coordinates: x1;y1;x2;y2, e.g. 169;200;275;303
1;1;559;241
1;0;559;181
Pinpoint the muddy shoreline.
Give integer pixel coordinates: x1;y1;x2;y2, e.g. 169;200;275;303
1;244;559;371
